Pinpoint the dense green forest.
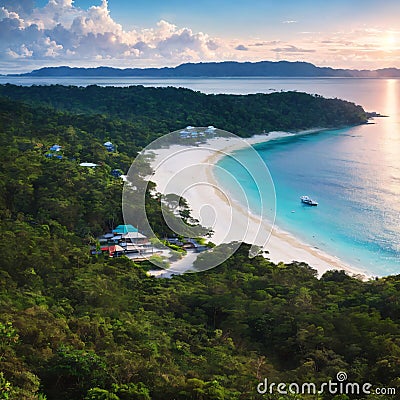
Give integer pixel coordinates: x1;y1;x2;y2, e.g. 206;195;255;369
0;85;398;399
0;84;367;136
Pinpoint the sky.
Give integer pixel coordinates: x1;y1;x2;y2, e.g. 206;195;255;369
0;0;399;74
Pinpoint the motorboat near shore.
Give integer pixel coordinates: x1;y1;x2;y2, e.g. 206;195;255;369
301;195;318;206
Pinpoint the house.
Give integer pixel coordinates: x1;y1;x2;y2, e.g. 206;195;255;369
103;141;115;152
180;130;191;139
108;245;125;257
49;144;62;152
205;126;216;134
112;224;138;235
122;231;148;244
111;169;123;178
98;225;140;245
122;233;153;255
93;224;157;260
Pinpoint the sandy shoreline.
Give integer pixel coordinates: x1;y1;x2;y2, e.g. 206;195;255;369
148;130;371;279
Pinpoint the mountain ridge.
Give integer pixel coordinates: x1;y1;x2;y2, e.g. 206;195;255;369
9;60;400;78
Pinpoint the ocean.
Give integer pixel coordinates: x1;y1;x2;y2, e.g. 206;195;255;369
2;76;399;275
214;78;400;276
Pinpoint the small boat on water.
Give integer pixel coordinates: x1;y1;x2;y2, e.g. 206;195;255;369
300;195;318;206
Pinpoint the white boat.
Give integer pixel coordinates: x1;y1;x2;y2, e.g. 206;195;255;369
300;195;318;206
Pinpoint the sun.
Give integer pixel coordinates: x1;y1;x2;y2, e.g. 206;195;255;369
382;33;397;52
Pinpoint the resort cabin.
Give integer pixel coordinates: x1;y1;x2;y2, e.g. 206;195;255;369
103;141;115;152
111;169;123;178
180;130;191;139
120;232;153;255
108;245;125;257
94;224;156;260
49;144;62;152
112;224;138;235
122;231;148;245
180;127;200;138
205;126;216;134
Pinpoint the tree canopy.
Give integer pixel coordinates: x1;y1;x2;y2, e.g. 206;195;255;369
0;85;397;400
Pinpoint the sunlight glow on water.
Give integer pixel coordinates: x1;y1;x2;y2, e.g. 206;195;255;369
215;79;400;276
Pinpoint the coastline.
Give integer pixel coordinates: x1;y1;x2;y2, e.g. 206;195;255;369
148;129;371;279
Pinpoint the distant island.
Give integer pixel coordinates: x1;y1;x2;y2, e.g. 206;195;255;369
9;60;400;78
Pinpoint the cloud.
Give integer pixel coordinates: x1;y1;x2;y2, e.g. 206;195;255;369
235;44;248;51
250;41;281;47
272;45;315;54
0;0;34;17
0;0;220;70
282;20;297;24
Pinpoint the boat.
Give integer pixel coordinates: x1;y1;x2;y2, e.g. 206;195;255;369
300;195;318;206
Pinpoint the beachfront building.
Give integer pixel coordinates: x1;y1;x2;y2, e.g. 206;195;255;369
180;126;217;139
121;232;154;256
180;130;191;139
179;126;203;139
205;126;216;134
112;224;138;235
95;224;155;259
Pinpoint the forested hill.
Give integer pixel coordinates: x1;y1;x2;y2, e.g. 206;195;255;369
0;84;367;135
13;61;400;77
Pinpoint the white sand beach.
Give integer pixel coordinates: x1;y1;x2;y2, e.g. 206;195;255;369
148;131;371;279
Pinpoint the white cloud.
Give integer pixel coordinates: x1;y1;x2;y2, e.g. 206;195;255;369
272;45;315;54
235;44;248;51
0;0;222;70
7;44;33;58
0;6;22;21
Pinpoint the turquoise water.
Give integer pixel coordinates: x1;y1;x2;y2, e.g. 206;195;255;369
215;79;400;276
217;126;400;276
